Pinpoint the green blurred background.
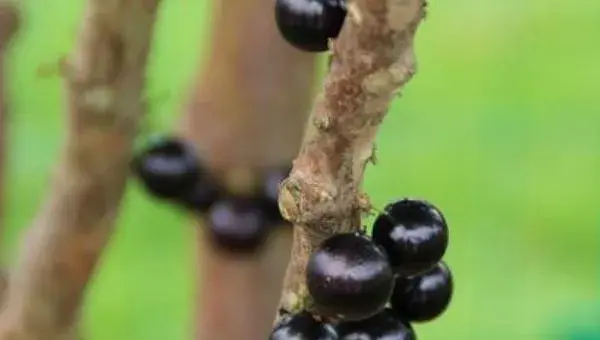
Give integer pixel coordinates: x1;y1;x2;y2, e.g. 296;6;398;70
2;0;599;339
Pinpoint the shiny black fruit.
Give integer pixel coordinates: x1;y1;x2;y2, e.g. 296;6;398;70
275;0;347;52
258;166;291;224
307;233;394;321
132;137;200;199
372;198;448;275
205;198;269;254
390;261;453;322
337;309;416;340
269;311;338;340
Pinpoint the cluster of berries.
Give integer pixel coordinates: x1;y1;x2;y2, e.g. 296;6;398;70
131;137;289;254
275;0;347;52
270;199;454;339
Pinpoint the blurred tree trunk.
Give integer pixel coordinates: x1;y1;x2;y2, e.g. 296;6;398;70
180;0;317;339
0;1;161;339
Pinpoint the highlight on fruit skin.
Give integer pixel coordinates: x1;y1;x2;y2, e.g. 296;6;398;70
269;311;338;340
274;0;347;52
372;198;449;276
306;232;395;321
131;136;201;200
336;308;416;340
390;261;454;323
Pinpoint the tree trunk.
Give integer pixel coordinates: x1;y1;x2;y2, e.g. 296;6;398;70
0;1;162;339
180;0;317;339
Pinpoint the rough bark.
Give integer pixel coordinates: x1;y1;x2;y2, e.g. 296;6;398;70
0;1;162;339
277;0;427;315
180;0;317;339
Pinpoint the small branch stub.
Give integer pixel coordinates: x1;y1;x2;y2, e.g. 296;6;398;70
277;0;426;315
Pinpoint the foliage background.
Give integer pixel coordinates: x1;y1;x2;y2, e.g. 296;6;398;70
2;0;599;339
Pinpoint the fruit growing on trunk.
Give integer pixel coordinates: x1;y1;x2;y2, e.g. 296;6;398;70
372;198;449;275
306;233;394;321
274;0;347;52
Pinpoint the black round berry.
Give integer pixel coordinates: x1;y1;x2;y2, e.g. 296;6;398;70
270;311;338;340
205;198;269;254
390;261;453;322
258;166;291;224
306;233;394;321
132;137;200;199
274;0;347;52
372;198;448;275
337;309;416;340
177;175;222;213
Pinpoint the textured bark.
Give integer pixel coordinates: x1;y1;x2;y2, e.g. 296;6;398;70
0;0;18;258
0;1;161;339
180;0;317;339
277;0;427;315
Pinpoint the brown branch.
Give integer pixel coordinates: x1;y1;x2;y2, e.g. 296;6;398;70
181;0;317;339
0;0;19;257
0;1;162;339
277;0;427;314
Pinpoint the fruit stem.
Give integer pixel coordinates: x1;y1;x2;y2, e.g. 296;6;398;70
0;1;162;338
277;0;427;318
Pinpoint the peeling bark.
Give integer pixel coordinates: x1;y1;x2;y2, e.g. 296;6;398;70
277;0;427;315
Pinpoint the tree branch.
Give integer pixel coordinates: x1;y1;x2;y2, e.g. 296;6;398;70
181;0;317;338
277;0;426;314
0;1;162;338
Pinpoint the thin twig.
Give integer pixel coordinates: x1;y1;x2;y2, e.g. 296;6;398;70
277;0;427;314
0;1;162;339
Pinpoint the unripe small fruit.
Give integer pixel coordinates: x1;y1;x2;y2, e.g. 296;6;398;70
390;261;454;322
337;309;416;340
372;198;448;275
269;311;338;340
274;0;347;52
306;233;394;321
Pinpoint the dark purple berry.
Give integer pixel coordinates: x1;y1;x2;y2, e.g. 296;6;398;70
205;198;269;254
390;261;453;322
337;309;416;340
275;0;347;52
132;137;200;199
306;233;394;321
258;166;291;224
372;198;448;275
177;175;222;213
270;311;338;340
